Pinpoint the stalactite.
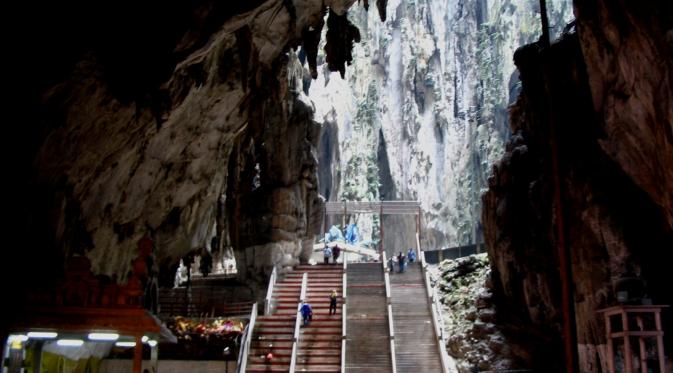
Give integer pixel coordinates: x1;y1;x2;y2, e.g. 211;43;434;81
325;9;361;78
302;9;326;79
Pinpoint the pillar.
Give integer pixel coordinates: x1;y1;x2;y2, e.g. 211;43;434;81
133;335;143;373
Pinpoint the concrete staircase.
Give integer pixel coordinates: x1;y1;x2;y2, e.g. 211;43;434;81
294;264;343;372
345;263;392;373
246;264;343;372
246;272;298;372
389;261;443;372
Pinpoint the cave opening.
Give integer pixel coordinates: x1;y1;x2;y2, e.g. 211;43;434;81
4;0;673;372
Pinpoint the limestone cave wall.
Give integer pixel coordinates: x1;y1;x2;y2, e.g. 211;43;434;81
482;0;673;371
3;0;376;312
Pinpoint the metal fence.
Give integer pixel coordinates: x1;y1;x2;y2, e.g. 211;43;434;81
422;243;483;264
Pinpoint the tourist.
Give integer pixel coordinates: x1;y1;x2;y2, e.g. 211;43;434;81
332;245;341;264
265;343;274;371
398;252;406;273
323;245;332;265
407;248;416;263
329;289;338;315
300;301;313;326
387;256;395;273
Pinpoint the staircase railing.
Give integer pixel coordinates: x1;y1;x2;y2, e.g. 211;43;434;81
418;233;453;373
384;270;397;373
264;266;278;315
289;272;307;373
342;256;348;372
341;303;347;373
342;261;348;305
236;301;257;373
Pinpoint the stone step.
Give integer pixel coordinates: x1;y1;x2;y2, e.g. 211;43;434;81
246;364;289;372
251;340;341;349
294;265;344;271
293;365;340;372
246;365;339;373
285;273;343;278
257;319;341;327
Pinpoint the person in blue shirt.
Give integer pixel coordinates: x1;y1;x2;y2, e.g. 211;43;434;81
323;245;332;265
300;301;313;326
407;248;416;263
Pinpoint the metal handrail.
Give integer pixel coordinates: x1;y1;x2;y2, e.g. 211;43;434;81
382;251;387;271
236;302;257;373
419;237;453;373
384;272;391;304
299;272;308;302
341;303;347;372
383;267;397;372
264;266;277;315
342;273;347;304
235;323;248;372
420;249;427;268
289;303;301;373
387;303;397;373
342;258;348;373
290;273;308;373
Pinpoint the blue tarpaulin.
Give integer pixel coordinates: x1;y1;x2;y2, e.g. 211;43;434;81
345;223;359;244
325;225;345;243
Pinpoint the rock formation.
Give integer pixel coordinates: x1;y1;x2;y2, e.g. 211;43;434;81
482;1;673;370
310;0;572;250
6;0;383;304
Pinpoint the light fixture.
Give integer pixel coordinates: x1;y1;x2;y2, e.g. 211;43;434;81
27;332;58;339
148;340;157;347
7;335;28;343
142;336;149;343
57;339;84;347
88;333;119;341
115;341;137;348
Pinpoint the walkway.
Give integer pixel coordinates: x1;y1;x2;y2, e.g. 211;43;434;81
389;261;443;372
345;262;392;372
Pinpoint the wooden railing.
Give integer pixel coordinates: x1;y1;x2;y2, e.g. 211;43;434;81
264;266;278;315
235;302;257;373
289;273;307;373
418;233;453;373
384;269;397;373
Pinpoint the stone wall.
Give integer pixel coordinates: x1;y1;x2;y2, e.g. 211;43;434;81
482;1;673;370
5;0;365;307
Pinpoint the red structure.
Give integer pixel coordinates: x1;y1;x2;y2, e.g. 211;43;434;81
597;305;668;373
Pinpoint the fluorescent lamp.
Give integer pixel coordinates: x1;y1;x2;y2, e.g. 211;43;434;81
142;336;149;343
115;341;137;348
27;332;58;339
88;333;119;341
8;335;28;343
148;340;157;347
57;339;84;347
